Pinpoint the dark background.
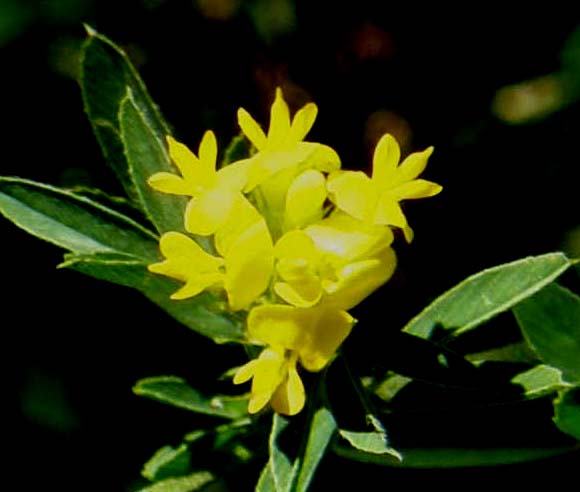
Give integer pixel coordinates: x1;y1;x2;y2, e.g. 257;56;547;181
2;1;580;490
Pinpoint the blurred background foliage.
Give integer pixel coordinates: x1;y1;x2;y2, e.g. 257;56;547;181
2;1;580;490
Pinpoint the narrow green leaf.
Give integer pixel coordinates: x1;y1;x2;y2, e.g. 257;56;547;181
142;444;192;482
269;414;296;492
554;387;580;440
255;463;277;492
133;376;246;420
136;471;214;492
80;26;170;200
511;364;573;398
339;430;395;455
403;252;571;340
337;414;400;460
120;91;187;233
333;444;576;468
262;408;337;492
0;177;158;259
293;407;337;492
514;283;580;382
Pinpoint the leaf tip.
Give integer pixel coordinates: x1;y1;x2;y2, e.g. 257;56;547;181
83;23;98;37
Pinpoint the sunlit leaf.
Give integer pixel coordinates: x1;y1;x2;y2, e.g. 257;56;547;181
403;252;571;340
133;376;247;419
511;364;573;398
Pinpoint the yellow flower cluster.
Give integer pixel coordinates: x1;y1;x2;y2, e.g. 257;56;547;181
147;88;442;415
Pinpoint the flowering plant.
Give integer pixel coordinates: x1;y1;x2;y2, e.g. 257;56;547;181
2;29;578;491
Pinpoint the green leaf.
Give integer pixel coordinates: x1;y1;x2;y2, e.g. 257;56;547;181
262;408;337;492
62;253;244;342
269;414;295;492
514;283;580;382
0;177;158;259
333;444;576;468
554;387;580;440
511;364;573;398
142;445;192;482
80;26;170;201
136;471;214;492
403;252;571;340
293;407;337;492
338;415;400;460
133;376;246;419
255;463;277;492
120;90;187;233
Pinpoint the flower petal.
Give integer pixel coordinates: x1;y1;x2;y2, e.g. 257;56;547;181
267;87;291;147
284;170;326;230
324;248;397;310
198;130;218;175
298;307;354;372
274;229;319;263
327;171;377;222
274;279;322;307
214;194;264;256
237;108;268;150
148;231;224;299
298;142;341;172
225;218;273;311
390;179;443;200
147;172;193;196
233;359;260;385
247;304;308;350
289;102;317;143
185;188;239;236
373;192;408;229
216;159;250;192
305;211;394;265
166;136;201;183
393;146;434;186
170;272;224;300
372;133;401;185
245;347;286;414
150;231;224;278
271;361;306;416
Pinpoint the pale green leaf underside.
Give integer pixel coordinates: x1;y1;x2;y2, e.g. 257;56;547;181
511;364;573;398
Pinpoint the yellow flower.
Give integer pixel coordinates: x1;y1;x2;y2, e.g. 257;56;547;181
237;88;341;192
148;231;225;300
233;346;304;416
147;131;248;236
148;196;274;311
274;212;397;310
234;303;355;415
327;133;442;242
